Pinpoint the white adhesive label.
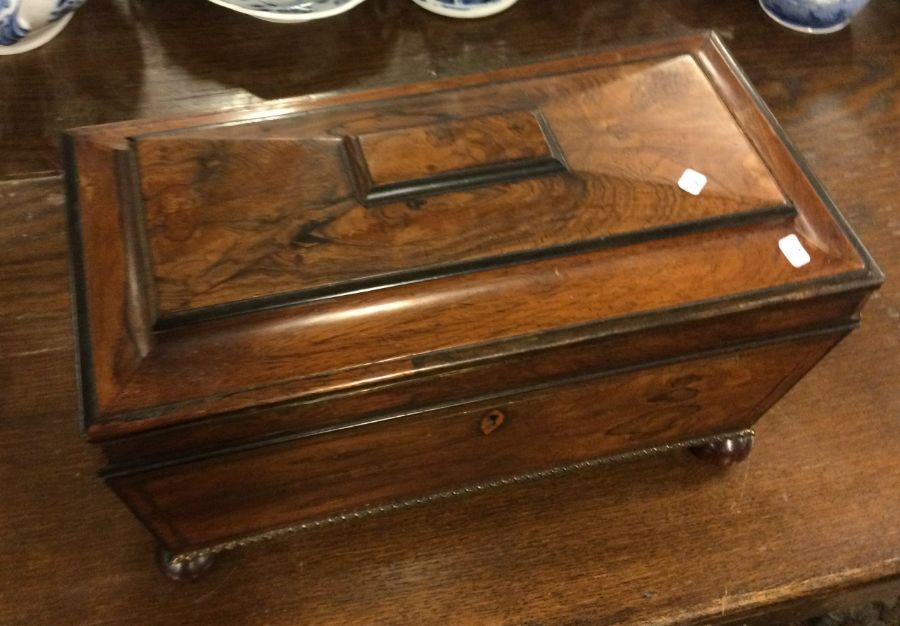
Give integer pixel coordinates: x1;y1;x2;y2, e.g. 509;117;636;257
677;168;708;196
778;234;811;268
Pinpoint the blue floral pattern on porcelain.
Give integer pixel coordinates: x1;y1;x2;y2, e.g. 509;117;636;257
50;0;85;20
759;0;871;33
210;0;516;21
410;0;519;18
207;0;368;22
1;0;86;46
0;0;29;46
219;0;359;14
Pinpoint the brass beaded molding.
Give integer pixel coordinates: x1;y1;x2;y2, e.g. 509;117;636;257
170;428;755;565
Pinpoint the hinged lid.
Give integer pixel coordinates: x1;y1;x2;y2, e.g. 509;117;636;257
66;33;879;440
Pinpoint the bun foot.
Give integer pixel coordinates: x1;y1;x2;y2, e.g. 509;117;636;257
158;548;215;581
690;432;754;467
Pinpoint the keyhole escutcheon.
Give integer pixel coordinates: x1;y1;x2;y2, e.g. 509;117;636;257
480;409;506;435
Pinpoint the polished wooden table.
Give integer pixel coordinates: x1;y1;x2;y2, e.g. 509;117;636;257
1;1;898;624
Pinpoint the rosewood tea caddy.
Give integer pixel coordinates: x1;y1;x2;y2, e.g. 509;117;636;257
64;33;881;580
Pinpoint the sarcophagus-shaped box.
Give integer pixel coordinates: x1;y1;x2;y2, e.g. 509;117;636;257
65;33;881;575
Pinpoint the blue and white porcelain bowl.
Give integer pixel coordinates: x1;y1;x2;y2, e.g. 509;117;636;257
409;0;519;19
0;0;86;54
759;0;872;33
206;0;369;23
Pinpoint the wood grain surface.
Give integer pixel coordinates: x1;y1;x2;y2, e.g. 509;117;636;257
68;35;874;444
129;50;789;318
1;0;898;624
66;32;883;563
98;289;867;466
109;333;843;554
349;109;560;192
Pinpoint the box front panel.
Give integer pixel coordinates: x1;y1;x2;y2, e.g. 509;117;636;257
101;291;867;466
109;330;845;554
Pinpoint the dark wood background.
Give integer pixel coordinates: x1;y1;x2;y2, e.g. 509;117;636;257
0;0;897;624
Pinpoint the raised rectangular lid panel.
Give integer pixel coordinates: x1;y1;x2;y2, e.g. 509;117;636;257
344;110;568;203
65;33;880;439
133;53;790;321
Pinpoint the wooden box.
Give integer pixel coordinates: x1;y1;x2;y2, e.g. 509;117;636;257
64;33;881;578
